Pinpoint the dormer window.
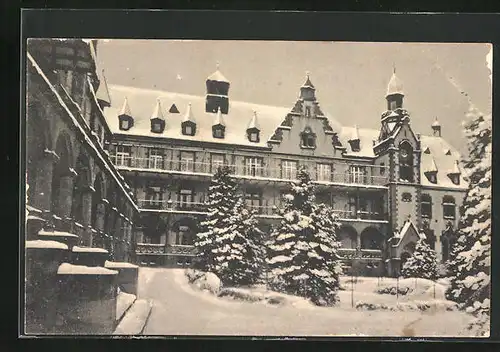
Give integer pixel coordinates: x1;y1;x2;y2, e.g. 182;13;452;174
248;131;259;143
426;172;437;184
213;125;225;139
151;119;165;134
169;104;180;113
120;118;129;130
300;127;316;149
182;122;196;136
450;174;460;185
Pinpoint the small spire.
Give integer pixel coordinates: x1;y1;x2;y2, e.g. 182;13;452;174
150;98;164;120
301;71;315;89
248;110;260;130
351;124;360;141
386;69;404;97
432;116;441;127
450;160;461;174
207;62;229;83
183;102;195;123
216;61;220;70
427;156;438;173
119;97;131;116
214;106;225;126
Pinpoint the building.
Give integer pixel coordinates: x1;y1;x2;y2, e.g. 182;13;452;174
25;38;140;333
101;59;467;276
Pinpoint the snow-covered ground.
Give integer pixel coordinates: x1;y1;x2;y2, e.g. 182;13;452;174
139;268;478;337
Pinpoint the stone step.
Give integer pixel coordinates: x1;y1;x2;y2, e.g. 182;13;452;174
116;291;137;324
105;261;139;295
38;230;79;250
72;246;109;267
113;299;153;335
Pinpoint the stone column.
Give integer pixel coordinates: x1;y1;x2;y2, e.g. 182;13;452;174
95;203;106;232
57;174;75;219
33;154;57;212
81;187;94;247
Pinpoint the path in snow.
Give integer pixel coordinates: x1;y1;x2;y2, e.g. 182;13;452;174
140;268;475;337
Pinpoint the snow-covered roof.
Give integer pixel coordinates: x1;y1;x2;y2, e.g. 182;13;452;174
26;240;68;250
213;107;225;126
247;110;260;130
183;102;195;123
207;69;229;83
58;263;118;275
150;98;164;120
339;126;378;157
104;84;292;148
386;71;404;97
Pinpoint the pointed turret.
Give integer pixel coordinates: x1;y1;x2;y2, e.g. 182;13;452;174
150;98;165;133
386;67;404;110
432;117;442;137
150;98;165;120
247;110;261;143
119;97;131;117
118;97;133;131
300;71;316;101
181;102;196;136
424;156;438;184
212;106;226;139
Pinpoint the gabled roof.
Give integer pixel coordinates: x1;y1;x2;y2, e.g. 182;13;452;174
213;107;225;127
182;102;195;123
119;97;132;117
247;110;260;130
386;71;404;97
150;99;164;120
207;69;229;83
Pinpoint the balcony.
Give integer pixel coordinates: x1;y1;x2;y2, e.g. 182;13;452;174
110;155;388;188
137;199;208;214
135;243;197;256
331;210;388;223
337;248;383;259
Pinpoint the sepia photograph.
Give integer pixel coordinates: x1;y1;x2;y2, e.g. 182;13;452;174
23;38;492;337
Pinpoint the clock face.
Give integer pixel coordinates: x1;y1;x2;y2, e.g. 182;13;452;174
400;149;408;158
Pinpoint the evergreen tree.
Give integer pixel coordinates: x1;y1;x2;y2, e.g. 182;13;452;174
401;238;438;280
266;166;341;306
212;196;266;286
194;166;239;272
445;105;491;335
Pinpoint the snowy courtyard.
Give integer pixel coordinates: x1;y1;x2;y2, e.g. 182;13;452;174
137;267;477;337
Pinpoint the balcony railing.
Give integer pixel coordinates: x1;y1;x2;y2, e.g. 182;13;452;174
110;155;388;187
137;199;207;213
135;243;197;256
338;248;383;259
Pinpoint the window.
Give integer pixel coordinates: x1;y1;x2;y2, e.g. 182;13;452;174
305;106;311;117
211;154;225;173
380;163;385;176
390;100;397;111
184;124;193;136
443;196;456;219
450;175;460;185
179;152;195;172
402;192;412;202
399;142;414;182
148;149;164;169
245;191;262;211
248;131;259;143
317;163;332;182
245;157;263;177
427;173;437;184
301;128;316;148
145;187;162;209
151;120;163;133
282;160;297;180
175;225;194;245
347;195;357;219
349;165;367;184
120;118;129;130
178;189;194;209
213;126;225;139
421;194;432;218
115;145;131;166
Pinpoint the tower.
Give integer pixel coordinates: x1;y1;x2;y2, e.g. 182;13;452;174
386;67;404;111
205;63;230;114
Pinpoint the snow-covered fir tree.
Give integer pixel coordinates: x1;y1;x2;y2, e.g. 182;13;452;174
266;166;341;306
213;197;266;286
401;238;438;280
194;166;239;272
445;104;491;336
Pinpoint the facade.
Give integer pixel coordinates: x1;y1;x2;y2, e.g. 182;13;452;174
101;62;467;276
26;38;138;261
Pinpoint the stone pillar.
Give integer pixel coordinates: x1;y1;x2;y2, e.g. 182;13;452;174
58;174;75;219
33;155;56;212
81;188;94;247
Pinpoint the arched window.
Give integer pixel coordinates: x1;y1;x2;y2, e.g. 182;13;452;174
421;194;432;218
443;196;456;219
399;142;414;182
